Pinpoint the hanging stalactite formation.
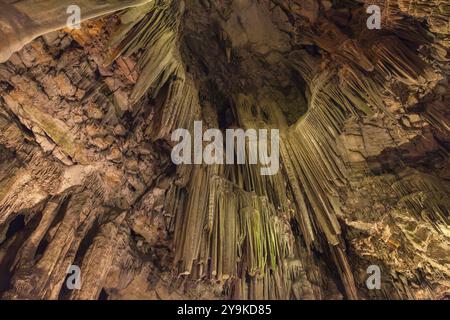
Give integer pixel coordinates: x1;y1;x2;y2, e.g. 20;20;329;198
0;0;448;300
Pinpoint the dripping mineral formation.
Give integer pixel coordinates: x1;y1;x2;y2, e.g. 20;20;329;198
0;0;449;300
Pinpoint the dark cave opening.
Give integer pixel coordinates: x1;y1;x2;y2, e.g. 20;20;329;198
4;214;25;242
99;288;109;300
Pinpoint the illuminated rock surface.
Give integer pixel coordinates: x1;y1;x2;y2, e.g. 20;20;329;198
0;0;448;300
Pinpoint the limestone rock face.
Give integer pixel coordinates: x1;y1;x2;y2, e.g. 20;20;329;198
0;0;448;300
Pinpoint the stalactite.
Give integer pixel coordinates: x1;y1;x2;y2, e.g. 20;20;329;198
391;170;449;231
105;1;200;140
363;0;450;37
167;163;299;299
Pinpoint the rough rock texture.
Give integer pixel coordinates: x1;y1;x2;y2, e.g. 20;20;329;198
0;0;449;300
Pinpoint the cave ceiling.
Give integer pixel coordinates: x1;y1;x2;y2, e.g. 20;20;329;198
0;0;449;300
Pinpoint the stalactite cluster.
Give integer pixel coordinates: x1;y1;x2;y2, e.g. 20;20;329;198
0;0;448;300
